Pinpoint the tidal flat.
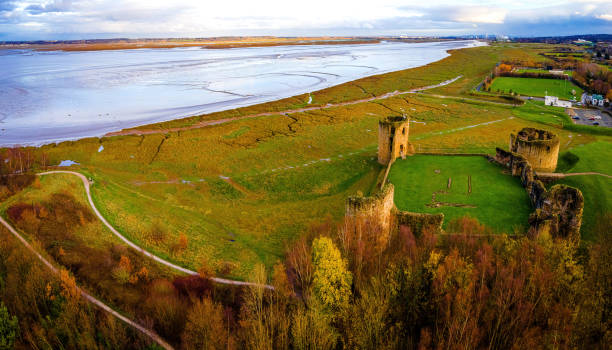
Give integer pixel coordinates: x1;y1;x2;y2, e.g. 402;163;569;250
0;40;484;146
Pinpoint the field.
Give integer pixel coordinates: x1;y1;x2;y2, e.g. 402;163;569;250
3;42;611;282
388;155;532;233
553;141;612;240
516;68;573;75
490;77;583;100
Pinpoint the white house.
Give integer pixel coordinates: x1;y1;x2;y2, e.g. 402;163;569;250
545;95;572;108
591;94;604;107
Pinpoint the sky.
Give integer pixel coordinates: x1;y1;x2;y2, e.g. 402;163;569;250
0;0;611;41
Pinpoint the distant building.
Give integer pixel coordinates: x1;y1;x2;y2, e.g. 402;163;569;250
574;39;593;46
545;95;572;108
592;94;604;107
549;70;565;75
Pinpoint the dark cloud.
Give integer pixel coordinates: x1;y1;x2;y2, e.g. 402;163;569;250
0;0;17;12
25;0;73;14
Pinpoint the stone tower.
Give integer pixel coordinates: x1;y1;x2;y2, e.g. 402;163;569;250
510;127;559;172
378;116;410;165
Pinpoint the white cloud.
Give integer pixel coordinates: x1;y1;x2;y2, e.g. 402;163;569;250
596;14;612;21
448;6;507;24
1;0;611;39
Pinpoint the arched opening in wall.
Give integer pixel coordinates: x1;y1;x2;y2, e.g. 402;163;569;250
547;146;550;151
400;144;404;157
402;127;406;135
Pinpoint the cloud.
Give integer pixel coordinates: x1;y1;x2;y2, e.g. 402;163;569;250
402;5;507;24
0;0;17;12
25;0;73;14
1;0;611;40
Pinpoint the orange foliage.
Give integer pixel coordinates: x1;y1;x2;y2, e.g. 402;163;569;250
118;255;133;273
59;269;80;300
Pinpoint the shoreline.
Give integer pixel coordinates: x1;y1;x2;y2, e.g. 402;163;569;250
0;36;456;52
1;40;485;148
3;39;379;52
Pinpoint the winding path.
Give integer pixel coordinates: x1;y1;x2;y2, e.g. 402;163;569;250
37;171;274;289
105;76;465;137
0;216;174;350
537;172;612;179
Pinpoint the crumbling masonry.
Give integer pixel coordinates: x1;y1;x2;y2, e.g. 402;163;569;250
378;116;412;165
495;147;583;242
510;127;559;172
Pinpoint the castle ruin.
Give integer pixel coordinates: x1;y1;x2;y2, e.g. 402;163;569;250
510;127;559;172
378;116;411;165
345;118;582;242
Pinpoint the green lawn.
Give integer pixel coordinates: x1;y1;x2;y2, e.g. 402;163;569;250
552;175;611;241
554;141;612;241
388;155;532;233
490;77;583;100
556;141;612;175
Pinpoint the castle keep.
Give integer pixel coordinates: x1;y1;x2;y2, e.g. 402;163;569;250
378;116;410;165
510;127;559;172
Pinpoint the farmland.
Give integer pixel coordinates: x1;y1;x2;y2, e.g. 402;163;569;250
490;76;583;100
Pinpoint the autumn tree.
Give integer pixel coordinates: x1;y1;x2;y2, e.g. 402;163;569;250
311;237;352;312
239;264;273;349
286;235;314;295
291;300;338;350
181;297;230;350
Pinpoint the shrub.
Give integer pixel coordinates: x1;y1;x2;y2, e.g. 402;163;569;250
0;303;18;350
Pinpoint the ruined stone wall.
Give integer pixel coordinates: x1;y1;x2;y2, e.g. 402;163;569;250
346;183;445;238
395;211;444;236
510;128;560;172
494;147;583;241
529;185;584;243
346;184;396;234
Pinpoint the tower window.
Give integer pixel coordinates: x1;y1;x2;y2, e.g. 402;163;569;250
402;127;406;135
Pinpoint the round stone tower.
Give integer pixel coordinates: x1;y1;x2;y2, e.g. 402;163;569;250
378;116;410;165
510;127;559;172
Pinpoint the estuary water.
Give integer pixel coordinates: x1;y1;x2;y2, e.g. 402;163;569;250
0;40;484;146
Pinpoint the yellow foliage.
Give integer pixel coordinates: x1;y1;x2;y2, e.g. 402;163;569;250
311;237;352;311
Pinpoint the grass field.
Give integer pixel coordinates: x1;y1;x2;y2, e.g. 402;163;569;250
553;141;612;241
490;77;583;100
388;155;532;233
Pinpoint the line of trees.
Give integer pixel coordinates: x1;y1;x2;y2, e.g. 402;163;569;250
179;214;611;349
573;62;612;99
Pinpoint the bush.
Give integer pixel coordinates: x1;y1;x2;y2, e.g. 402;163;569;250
0;303;18;350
